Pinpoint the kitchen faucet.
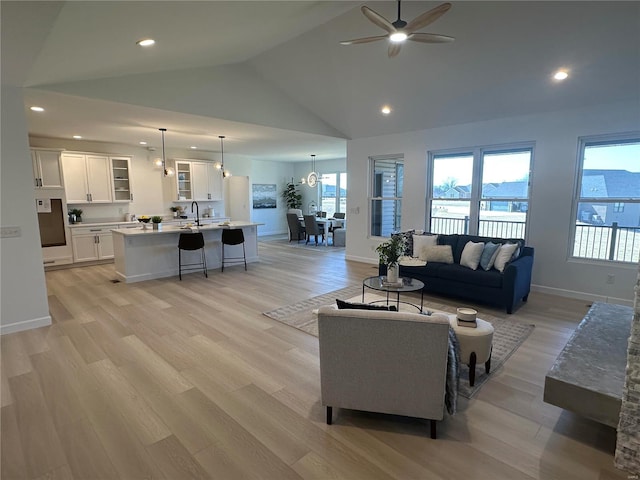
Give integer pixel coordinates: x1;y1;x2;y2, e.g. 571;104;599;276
191;201;200;227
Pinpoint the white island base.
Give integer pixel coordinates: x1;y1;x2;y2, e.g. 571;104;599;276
112;223;260;283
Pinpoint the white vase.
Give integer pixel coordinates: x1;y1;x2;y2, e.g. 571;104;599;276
386;263;399;283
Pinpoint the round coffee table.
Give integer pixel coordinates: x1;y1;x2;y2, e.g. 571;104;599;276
362;276;425;312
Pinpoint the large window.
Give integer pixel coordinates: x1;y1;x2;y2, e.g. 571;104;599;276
320;172;347;217
572;135;640;263
429;145;532;239
370;156;403;237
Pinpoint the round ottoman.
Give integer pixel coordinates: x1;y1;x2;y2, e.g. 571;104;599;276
448;314;494;386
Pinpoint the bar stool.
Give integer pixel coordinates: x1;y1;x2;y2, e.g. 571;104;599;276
221;229;247;272
178;232;208;280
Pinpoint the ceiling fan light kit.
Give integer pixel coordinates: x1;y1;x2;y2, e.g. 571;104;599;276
341;1;454;57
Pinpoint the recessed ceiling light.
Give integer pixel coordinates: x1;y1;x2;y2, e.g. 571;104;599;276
136;38;155;47
30;106;44;112
381;105;392;115
73;135;82;139
190;146;197;149
553;70;569;81
139;141;147;145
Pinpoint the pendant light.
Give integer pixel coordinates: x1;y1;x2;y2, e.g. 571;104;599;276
158;128;174;176
307;154;318;187
219;135;230;177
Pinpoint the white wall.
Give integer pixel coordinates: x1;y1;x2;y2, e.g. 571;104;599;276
1;87;51;334
346;101;639;303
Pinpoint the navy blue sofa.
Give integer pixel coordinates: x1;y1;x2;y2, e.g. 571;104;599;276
379;233;534;314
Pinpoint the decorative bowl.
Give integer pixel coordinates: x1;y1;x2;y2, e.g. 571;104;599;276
138;216;150;223
456;307;477;321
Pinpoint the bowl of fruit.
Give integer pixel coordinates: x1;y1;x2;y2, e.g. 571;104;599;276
138;215;150;223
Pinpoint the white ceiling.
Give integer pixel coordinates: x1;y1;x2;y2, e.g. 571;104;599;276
3;1;639;162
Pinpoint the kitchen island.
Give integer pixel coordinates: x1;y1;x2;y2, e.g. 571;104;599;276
112;222;261;283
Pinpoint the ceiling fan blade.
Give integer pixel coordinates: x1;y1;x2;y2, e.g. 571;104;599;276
388;42;402;58
361;5;395;34
406;2;452;34
340;35;388;46
408;33;455;44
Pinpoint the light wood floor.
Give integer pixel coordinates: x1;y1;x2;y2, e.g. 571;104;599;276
1;237;628;479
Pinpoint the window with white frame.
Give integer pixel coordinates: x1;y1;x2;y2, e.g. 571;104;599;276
370;156;403;237
320;172;347;217
572;135;640;263
428;145;532;239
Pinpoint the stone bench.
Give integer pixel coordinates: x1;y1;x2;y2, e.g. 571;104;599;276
543;302;633;428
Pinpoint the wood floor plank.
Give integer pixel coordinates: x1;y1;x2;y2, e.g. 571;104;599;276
8;371;67;479
145;434;210;480
0;237;629;480
88;358;172;446
56;417;119;479
1;404;28;480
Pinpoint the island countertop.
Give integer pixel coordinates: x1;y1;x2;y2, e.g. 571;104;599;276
111;221;262;236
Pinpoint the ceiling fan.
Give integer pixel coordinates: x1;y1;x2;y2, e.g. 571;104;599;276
341;1;454;58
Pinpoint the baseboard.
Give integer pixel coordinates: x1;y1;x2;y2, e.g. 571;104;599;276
531;284;633;307
346;254;378;265
1;315;52;335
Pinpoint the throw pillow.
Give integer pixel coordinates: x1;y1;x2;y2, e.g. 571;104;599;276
459;241;485;270
479;242;501;271
493;243;519;273
414;235;439;261
421;245;454;264
336;299;398;311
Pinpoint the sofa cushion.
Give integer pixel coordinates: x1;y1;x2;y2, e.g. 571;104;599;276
437;264;503;288
392;230;415;256
413;234;439;260
400;262;447;279
422;245;454;264
336;299;398;311
493;243;519;273
460;241;485;270
479;242;501;271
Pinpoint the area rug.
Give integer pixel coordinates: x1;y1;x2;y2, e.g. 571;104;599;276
263;285;534;398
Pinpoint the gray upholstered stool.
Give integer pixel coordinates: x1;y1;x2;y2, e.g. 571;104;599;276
448;314;494;386
333;228;346;247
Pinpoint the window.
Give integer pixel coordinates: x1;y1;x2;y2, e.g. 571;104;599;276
429;145;532;239
320;172;347;217
370;156;403;237
572;135;640;263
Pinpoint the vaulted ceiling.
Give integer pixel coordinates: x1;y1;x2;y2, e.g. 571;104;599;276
2;1;639;161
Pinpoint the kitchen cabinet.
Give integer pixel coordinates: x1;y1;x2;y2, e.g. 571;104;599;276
192;161;223;201
175;161;193;200
31;148;64;189
111;156;133;202
71;225;116;262
62;153;112;203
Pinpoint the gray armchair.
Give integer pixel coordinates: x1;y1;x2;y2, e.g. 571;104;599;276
317;306;451;438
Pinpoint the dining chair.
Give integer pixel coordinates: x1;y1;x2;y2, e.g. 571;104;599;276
221;228;247;272
286;213;306;242
303;215;325;245
178;232;208;280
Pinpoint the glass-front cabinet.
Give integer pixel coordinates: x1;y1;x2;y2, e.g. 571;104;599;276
111;157;132;202
176;161;193;200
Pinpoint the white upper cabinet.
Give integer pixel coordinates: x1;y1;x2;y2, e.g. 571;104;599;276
111;156;133;202
62;153;113;203
31;149;63;189
191;161;223;201
175;161;193;200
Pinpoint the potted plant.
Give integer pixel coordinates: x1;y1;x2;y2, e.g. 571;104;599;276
281;179;302;210
151;215;163;230
169;205;183;218
69;208;83;224
376;235;407;283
